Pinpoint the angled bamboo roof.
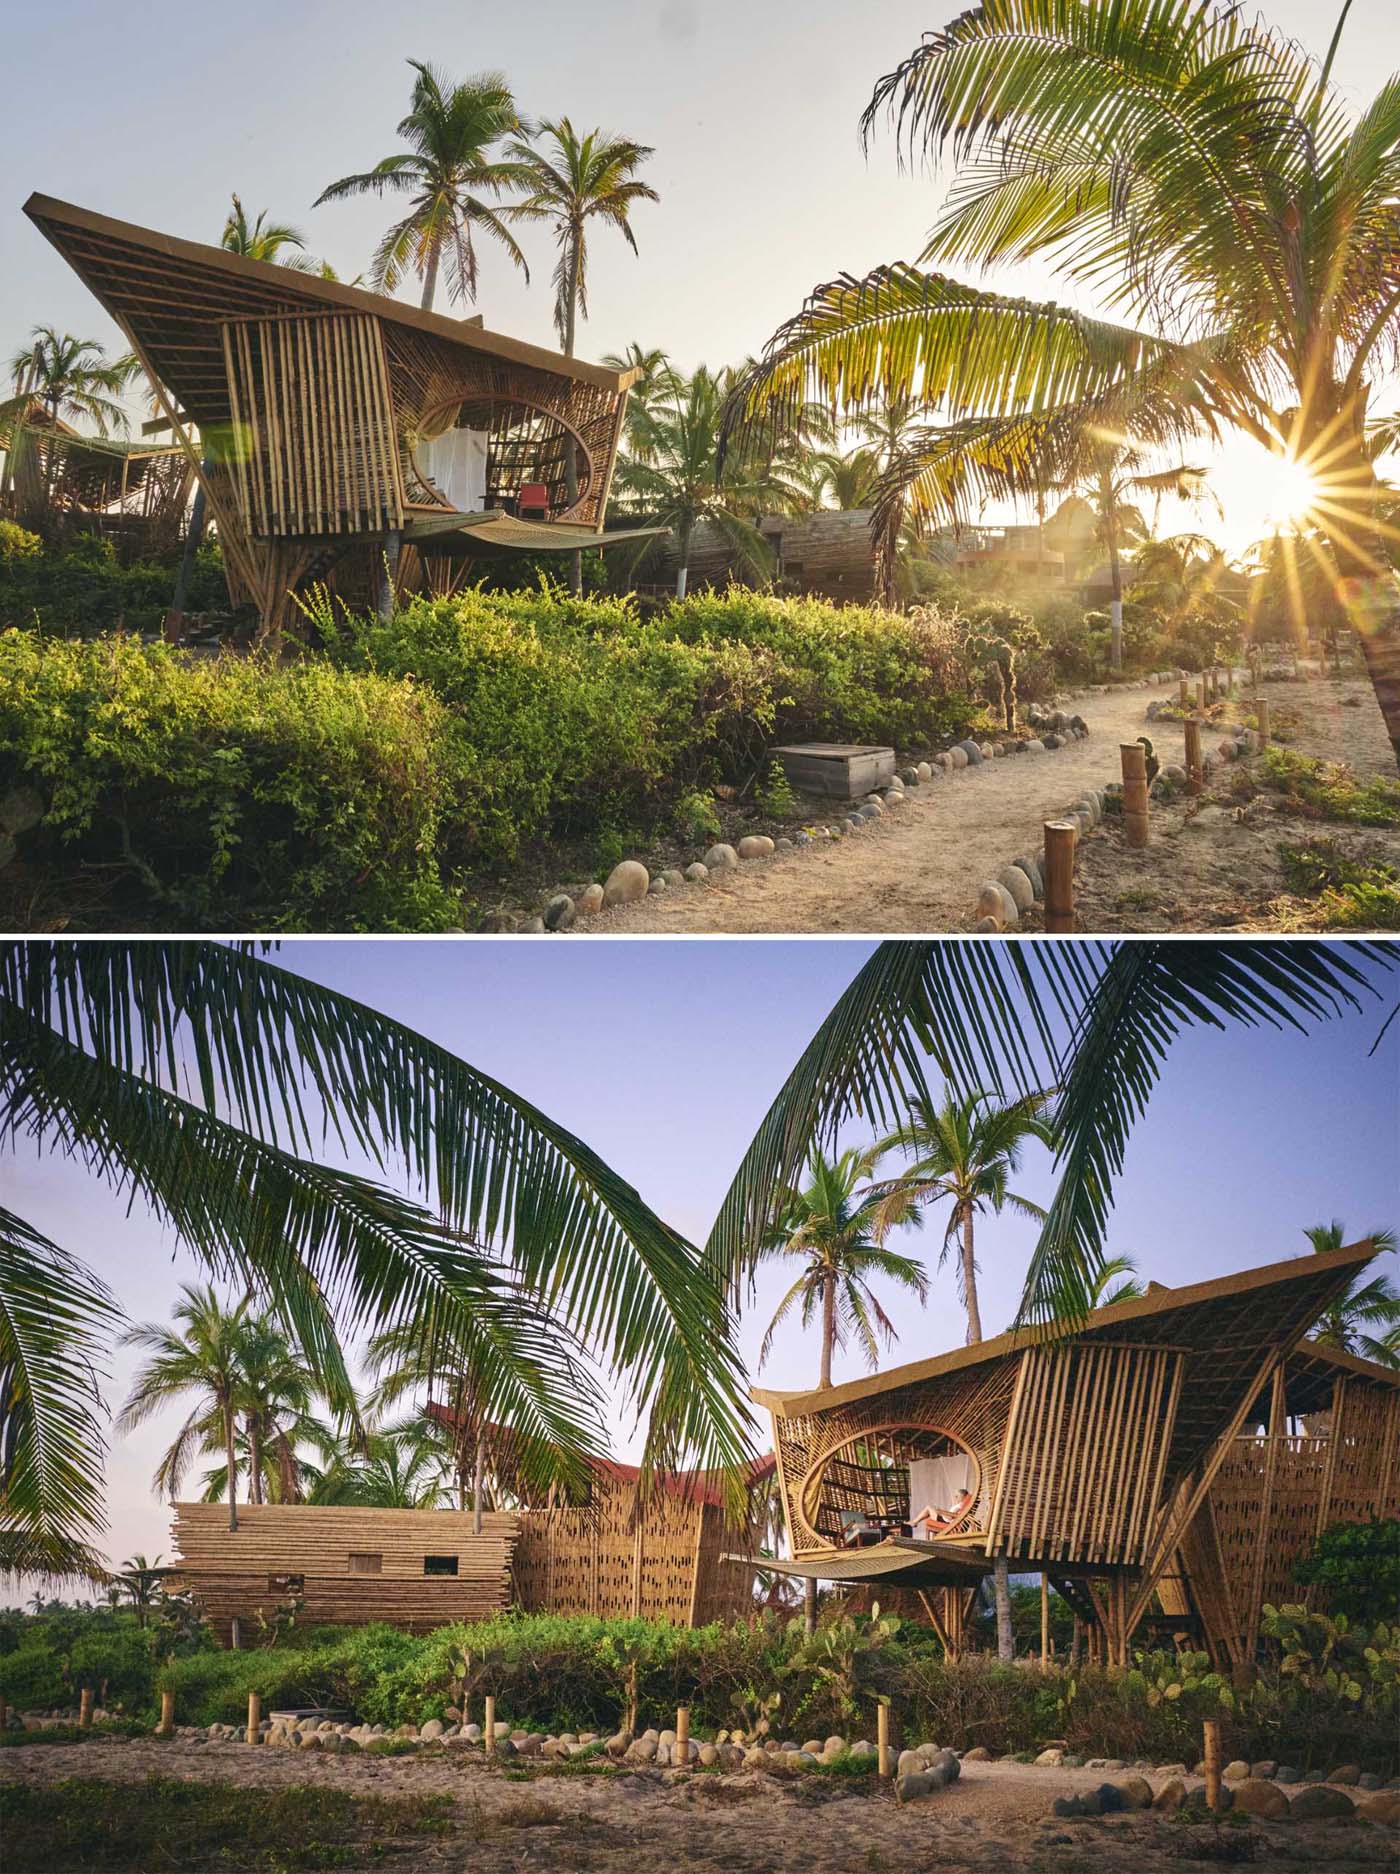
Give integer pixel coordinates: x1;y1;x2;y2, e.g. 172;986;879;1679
22;193;638;434
753;1240;1387;1419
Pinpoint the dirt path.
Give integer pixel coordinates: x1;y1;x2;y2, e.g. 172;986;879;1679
3;1735;1389;1873
590;681;1225;935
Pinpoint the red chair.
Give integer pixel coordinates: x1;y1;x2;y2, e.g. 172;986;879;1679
518;482;549;520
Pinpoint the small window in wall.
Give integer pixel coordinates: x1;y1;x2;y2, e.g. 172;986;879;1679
423;1555;459;1577
268;1573;304;1593
348;1553;382;1575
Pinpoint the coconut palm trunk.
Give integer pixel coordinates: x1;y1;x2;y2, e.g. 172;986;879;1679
247;1415;263;1505
1320;441;1400;766
959;1207;983;1345
420;243;440;312
472;1429;485;1536
224;1405;238;1531
563;235;582;593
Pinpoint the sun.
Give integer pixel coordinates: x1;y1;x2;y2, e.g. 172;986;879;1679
1259;452;1321;530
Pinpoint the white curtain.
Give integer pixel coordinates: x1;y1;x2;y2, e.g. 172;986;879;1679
420;428;488;513
908;1454;975;1521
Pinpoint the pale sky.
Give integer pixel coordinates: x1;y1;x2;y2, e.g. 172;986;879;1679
5;0;1398;554
5;939;1397;1585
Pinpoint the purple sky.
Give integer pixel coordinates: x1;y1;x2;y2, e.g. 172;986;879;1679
6;938;1398;1581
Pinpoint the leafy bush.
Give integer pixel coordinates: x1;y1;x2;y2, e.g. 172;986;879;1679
0;535;227;635
1294;1520;1400;1622
0;631;459;930
1279;840;1400;930
1261;746;1400;825
0;520;42;562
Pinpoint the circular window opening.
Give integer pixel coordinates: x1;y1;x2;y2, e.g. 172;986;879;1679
412;398;591;517
799;1425;981;1548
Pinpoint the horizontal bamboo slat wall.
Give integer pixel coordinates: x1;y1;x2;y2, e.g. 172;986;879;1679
171;1503;518;1642
986;1343;1184;1566
221;313;403;538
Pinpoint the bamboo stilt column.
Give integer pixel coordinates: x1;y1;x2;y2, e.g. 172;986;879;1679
1120;743;1149;847
1184;719;1204;794
1043;821;1077;932
676;1705;690;1766
1256;699;1271;744
246;1691;261;1744
78;1687;93;1729
876;1702;890;1778
484;1694;496;1757
1203;1720;1222;1810
159;1690;175;1737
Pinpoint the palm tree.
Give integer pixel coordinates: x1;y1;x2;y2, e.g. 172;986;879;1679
0;941;749;1575
602;344;670;456
307;1423;450;1508
615;366;776;597
871;1091;1053;1346
1087;1255;1147;1310
315;62;529;310
1303;1221;1400;1366
117;1286;251;1531
7;328;137;437
758;1148;928;1390
113;1554;166;1627
723;2;1400;763
220;195;320;271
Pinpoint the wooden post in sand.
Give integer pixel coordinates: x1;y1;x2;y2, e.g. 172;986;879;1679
159;1690;175;1737
484;1694;496;1756
877;1701;890;1778
1203;1720;1223;1810
1178;671;1189;707
1040;1574;1051;1669
78;1687;93;1729
1225;665;1235;698
1120;743;1149;848
1256;698;1271;744
1196;674;1208;712
676;1706;690;1765
1184;718;1204;794
246;1690;260;1745
1043;822;1077;932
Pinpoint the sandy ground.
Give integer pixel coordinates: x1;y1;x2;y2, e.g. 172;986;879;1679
3;1735;1392;1873
586;681;1245;936
1072;674;1399;933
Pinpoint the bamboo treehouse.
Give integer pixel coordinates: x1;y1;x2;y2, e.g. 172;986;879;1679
753;1240;1398;1667
22;194;656;634
0;396;192;556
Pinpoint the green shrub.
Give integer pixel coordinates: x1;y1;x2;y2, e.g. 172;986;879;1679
1294;1520;1400;1622
0;535;227;635
1261;746;1400;825
0;520;42;562
0;631;459;930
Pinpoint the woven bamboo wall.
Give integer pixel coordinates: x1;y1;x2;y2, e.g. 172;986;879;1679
170;1503;517;1642
511;1481;759;1625
220;313;403;538
988;1343;1184;1566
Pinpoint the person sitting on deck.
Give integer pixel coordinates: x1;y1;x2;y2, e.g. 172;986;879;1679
910;1487;974;1537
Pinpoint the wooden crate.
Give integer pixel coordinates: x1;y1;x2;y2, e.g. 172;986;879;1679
773;743;895;799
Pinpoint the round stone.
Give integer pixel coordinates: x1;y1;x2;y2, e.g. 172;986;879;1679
976;882;1017;928
960;739;983;765
647;876;668;893
575;883;605;917
915;762;932;782
1233;1780;1289;1819
996;865;1035;913
516;916;546;933
774;838;793;853
684;862;708;882
1023;738;1045;753
1293;1785;1355;1821
661;868;686;887
1013;854;1044;899
949;746;969;769
935;752;954;770
737;835;775;859
972;916;999;932
543;893;574;931
703;843;738;871
603;859;650;905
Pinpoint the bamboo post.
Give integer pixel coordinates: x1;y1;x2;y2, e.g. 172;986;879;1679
1040;1573;1050;1669
78;1687;93;1729
484;1694;496;1757
1196;675;1207;712
1120;743;1149;848
1256;698;1270;744
676;1705;690;1766
246;1690;260;1745
1043;821;1077;932
1203;1719;1222;1810
1184;718;1204;794
159;1690;175;1737
1178;671;1189;707
1225;665;1235;698
876;1701;890;1779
